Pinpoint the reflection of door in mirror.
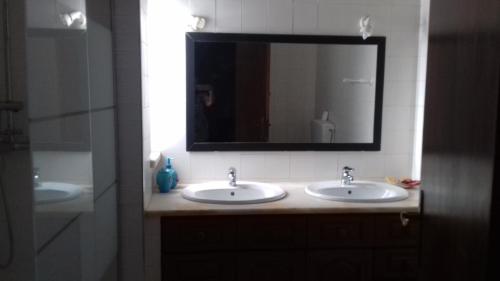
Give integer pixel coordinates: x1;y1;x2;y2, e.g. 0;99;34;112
194;43;237;142
235;43;270;142
194;42;271;143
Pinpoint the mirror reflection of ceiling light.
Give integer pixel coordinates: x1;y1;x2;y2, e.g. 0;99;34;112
188;16;206;31
60;11;87;28
359;15;373;40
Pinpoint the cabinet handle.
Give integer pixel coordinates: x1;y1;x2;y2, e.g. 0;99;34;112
400;211;410;227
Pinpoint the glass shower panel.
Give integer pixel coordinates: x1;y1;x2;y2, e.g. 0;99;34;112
26;0;117;280
1;0;35;279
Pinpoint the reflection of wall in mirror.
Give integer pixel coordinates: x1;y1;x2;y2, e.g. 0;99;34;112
26;0;87;30
32;151;93;185
315;45;377;143
268;44;377;144
269;44;317;143
27;33;92;150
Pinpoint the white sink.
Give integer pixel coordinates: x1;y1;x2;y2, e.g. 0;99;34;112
305;180;409;203
34;182;82;205
182;181;287;204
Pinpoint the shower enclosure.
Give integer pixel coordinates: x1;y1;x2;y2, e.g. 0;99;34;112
0;0;118;280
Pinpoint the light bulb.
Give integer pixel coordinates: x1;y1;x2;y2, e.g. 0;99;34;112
188;16;206;31
59;11;87;28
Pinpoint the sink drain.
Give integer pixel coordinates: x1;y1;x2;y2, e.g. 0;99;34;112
230;192;235;196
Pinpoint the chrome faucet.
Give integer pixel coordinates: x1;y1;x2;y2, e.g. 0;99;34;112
341;166;354;185
33;168;41;187
228;167;237;186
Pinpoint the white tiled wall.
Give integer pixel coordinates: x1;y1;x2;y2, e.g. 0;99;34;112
113;0;146;280
141;0;153;207
411;0;429;179
144;0;424;187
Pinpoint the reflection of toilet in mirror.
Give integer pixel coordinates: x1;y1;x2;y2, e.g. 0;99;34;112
311;112;335;143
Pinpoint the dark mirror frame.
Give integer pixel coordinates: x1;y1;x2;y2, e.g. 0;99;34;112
186;32;385;151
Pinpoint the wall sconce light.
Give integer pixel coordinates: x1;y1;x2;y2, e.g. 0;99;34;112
359;15;373;40
60;11;87;28
188;16;206;31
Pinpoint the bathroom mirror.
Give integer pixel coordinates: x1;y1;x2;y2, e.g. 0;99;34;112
186;33;385;151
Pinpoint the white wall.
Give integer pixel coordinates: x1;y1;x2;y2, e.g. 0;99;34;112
144;0;423;184
141;0;153;207
269;44;317;143
114;0;148;279
412;0;429;180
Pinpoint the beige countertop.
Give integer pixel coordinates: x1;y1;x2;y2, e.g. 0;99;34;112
145;182;421;216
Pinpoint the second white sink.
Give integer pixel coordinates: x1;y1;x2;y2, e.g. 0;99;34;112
182;181;286;204
306;180;409;203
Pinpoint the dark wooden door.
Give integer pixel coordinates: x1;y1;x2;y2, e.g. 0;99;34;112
420;0;500;281
307;250;371;281
235;43;270;142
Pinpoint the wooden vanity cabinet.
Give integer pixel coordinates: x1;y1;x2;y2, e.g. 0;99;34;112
161;213;420;281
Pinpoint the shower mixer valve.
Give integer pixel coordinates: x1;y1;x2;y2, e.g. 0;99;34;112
0;101;29;152
0;101;23;112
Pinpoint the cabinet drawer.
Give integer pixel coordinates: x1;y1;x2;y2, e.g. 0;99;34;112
308;215;373;248
163;253;236;281
373;249;418;281
162;217;236;253
374;214;420;247
237;251;305;281
308;250;372;281
237;216;306;250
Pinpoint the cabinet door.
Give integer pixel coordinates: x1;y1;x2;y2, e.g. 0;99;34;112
237;251;305;281
237;216;306;250
163;253;236;281
308;250;371;281
308;215;373;249
162;217;236;253
373;249;418;281
375;214;420;247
